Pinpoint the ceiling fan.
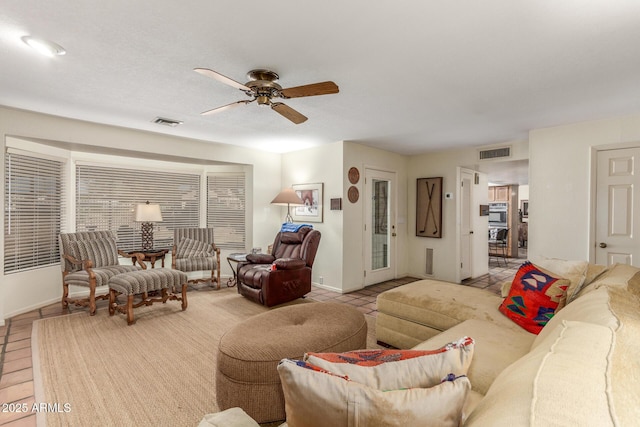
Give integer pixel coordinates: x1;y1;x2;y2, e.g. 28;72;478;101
194;68;339;124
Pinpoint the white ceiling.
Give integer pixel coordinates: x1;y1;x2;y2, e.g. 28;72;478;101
2;1;640;157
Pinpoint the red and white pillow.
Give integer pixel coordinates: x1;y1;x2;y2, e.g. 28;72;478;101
277;337;474;427
499;261;570;334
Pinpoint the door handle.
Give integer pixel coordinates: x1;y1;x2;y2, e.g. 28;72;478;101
470;231;474;234
599;242;607;248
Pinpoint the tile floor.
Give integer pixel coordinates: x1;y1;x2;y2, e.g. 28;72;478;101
0;256;523;426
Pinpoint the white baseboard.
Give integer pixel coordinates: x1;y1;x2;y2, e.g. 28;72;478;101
312;282;343;293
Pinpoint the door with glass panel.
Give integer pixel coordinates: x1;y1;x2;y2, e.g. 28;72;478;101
364;169;396;286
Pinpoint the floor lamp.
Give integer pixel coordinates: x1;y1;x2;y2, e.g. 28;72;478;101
271;188;304;223
135;201;163;251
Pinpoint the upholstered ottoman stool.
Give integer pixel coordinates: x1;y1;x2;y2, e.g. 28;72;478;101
216;302;367;423
108;268;188;325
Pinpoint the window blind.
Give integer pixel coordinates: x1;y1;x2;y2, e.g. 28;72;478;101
207;172;246;250
76;164;200;251
4;151;65;273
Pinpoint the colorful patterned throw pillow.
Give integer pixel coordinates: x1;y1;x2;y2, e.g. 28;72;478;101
499;261;570;334
304;337;474;390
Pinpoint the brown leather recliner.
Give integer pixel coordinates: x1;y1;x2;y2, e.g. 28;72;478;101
237;226;321;307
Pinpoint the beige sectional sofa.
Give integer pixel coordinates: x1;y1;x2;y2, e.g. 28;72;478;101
376;262;640;425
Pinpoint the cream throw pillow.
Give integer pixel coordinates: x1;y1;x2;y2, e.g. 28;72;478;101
198;408;259;427
534;257;588;307
304;336;474;390
277;359;470;427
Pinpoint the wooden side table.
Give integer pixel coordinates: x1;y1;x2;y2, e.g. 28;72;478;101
226;253;247;287
126;249;169;269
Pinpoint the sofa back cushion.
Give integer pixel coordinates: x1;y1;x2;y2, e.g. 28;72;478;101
465;320;617;427
469;284;640;427
531;286;618;349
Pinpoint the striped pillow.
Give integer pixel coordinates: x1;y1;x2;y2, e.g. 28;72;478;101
72;237;119;268
176;238;213;258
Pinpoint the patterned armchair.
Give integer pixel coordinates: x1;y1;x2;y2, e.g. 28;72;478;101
59;231;143;315
172;228;221;289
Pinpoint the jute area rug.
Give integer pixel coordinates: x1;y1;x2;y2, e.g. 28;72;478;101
32;286;379;427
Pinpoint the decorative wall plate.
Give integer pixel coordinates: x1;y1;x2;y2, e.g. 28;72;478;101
348;186;359;203
348;167;360;184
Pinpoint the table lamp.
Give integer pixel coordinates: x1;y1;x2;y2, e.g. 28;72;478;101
135;201;163;251
271;188;304;223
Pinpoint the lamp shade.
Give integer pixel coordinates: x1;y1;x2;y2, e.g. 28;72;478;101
135;202;163;222
271;188;304;206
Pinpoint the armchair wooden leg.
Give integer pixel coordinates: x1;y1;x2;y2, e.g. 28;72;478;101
126;295;135;325
109;290;116;316
62;282;69;310
88;284;97;316
181;284;188;311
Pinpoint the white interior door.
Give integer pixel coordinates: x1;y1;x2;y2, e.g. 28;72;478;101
364;169;396;285
460;170;473;280
595;147;640;266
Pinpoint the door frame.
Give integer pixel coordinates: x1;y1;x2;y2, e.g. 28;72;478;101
363;167;397;286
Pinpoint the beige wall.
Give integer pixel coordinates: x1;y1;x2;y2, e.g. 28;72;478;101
408;142;528;282
282;141;409;293
528;113;640;263
0;106;283;321
281;143;345;290
342;142;409;293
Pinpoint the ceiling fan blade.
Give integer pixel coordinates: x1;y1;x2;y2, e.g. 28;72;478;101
280;81;339;98
271;102;308;124
201;100;251;116
194;68;251;91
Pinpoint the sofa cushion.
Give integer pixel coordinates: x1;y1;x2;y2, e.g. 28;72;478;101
304;336;474;390
532;285;618;349
376;280;518;336
499;261;569;334
574;263;639;298
277;358;470;427
465;320;617;427
413;319;533;395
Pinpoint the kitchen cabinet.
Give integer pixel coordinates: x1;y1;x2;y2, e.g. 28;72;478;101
489;186;510;202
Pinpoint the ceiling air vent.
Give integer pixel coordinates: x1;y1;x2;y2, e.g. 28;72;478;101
152;117;183;127
478;146;511;161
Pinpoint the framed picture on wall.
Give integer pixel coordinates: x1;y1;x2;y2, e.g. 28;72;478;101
292;183;324;223
521;199;529;218
416;177;443;238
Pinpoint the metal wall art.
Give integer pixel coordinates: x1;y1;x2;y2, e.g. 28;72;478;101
416;177;443;238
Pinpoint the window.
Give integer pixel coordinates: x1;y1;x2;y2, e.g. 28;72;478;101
4;150;65;273
76;164;200;251
207;172;246;250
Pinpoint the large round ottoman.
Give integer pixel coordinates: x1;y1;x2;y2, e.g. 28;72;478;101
216;302;367;423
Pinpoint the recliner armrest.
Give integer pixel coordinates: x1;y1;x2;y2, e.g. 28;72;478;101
274;258;306;270
246;253;276;264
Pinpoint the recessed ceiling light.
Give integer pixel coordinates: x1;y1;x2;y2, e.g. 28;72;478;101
21;36;66;57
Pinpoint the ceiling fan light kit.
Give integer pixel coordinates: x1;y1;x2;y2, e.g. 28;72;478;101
195;67;339;124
